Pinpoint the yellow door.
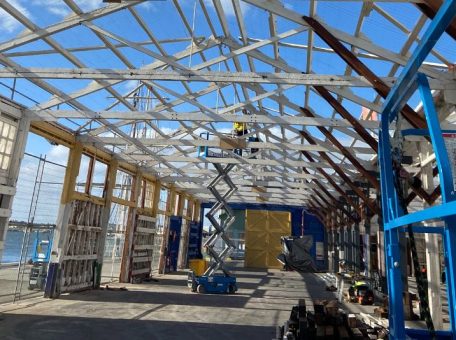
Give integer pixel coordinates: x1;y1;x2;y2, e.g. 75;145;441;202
244;210;291;269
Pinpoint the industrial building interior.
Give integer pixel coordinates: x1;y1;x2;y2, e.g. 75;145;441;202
0;0;456;339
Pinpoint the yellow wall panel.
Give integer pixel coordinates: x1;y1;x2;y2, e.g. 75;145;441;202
245;210;290;269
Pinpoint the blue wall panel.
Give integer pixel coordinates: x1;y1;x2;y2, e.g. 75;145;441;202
187;221;203;260
200;203;327;270
166;216;182;272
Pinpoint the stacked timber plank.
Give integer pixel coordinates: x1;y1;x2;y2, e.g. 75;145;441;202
275;298;389;339
129;214;156;282
60;200;103;292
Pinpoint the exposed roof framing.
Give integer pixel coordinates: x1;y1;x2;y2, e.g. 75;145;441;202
0;0;455;212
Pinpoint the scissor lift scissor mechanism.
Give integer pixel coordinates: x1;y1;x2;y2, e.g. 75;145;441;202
188;163;238;294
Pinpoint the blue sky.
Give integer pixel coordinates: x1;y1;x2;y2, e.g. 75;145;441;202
0;1;454;167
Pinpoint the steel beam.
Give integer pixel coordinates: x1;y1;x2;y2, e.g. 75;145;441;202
312;86;379;151
300;108;379;190
303;16;428;130
416;0;456;39
301;151;362;216
301;130;378;214
303;168;360;224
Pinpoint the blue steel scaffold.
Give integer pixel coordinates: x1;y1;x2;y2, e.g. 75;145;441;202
379;1;456;339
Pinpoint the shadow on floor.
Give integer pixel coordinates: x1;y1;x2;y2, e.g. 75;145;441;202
58;288;253;309
0;313;275;340
297;272;338;301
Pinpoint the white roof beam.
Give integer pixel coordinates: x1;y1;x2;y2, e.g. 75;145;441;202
4;68;443;88
34;109;381;129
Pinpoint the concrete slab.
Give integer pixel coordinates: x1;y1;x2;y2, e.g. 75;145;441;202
0;259;122;305
0;265;378;339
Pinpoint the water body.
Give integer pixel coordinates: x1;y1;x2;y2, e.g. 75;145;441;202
2;230;52;263
2;229;124;263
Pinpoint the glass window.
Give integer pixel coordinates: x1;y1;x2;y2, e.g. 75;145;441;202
158;188;168;212
0;117;18;172
144;181;155;210
75;154;91;193
113;169;133;201
90;160;108;197
182;198;189;217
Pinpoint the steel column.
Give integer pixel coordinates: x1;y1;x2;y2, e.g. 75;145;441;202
378;1;456;335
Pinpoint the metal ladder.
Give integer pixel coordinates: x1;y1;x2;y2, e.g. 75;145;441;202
203;163;237;276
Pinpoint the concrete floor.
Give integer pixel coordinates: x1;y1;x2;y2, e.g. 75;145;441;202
0;259;122;304
0;263;346;340
0;264;45;305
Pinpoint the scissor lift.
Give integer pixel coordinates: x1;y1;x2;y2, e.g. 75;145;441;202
188;157;238;294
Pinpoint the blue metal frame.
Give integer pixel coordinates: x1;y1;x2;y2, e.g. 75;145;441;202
31;232;53;263
399;225;446;235
197;132;210;157
379;1;456;338
402;129;456;137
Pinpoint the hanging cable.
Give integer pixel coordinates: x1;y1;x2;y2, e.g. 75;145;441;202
215;62;221;114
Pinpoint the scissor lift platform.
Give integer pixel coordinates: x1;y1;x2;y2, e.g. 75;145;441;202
187;271;237;294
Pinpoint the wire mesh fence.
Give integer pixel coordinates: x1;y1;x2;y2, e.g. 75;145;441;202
10;153;65;225
1;153;65;304
101;202;128;283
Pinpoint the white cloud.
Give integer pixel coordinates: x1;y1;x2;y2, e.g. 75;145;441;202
47;144;70;166
204;0;249;17
0;0;30;33
283;1;294;11
32;0;69;17
124;80;141;93
31;0;101;17
74;0;103;12
137;1;158;12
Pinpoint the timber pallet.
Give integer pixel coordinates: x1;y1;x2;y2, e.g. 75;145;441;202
275;298;389;340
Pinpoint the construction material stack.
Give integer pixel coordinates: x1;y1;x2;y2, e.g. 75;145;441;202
276;298;389;339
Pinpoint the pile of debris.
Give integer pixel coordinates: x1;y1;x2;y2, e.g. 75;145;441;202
275;298;389;339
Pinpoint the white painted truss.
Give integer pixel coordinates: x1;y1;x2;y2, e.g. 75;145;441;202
0;0;454;208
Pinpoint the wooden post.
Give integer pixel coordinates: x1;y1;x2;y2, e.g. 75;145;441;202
119;170;142;283
97;158;118;269
178;195;189;269
180;193;185;216
151;180;161;218
194;200;201;223
158;186;175;274
51;142;83;265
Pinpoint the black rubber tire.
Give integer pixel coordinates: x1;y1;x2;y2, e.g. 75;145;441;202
228;284;236;294
197;284;205;294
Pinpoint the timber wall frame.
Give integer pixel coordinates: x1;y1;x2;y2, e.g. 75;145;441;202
27;120;201;289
